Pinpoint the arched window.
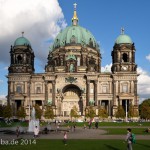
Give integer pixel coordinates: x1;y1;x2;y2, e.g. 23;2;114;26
17;55;22;64
16;85;22;93
122;84;128;93
35;83;42;94
122;53;128;62
70;35;76;44
36;87;41;93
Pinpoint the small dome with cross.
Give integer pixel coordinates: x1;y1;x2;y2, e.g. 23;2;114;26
115;28;133;44
14;32;31;46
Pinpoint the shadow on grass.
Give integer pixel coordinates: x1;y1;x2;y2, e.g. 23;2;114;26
136;142;150;148
104;144;120;150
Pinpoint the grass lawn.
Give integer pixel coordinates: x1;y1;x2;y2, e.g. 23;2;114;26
64;122;150;127
102;128;150;135
1;121;150;128
0;139;150;150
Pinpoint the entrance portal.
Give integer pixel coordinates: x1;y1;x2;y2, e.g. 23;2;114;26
61;85;83;117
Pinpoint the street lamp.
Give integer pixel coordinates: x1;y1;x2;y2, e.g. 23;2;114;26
125;100;128;122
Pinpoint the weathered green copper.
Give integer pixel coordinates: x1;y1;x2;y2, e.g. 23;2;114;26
52;25;98;50
14;37;31;46
115;34;132;44
66;54;76;61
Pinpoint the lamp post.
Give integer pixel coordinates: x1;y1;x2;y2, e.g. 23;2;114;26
125;100;128;122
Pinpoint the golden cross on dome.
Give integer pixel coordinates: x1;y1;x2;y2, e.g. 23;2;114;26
121;27;124;35
22;31;24;37
72;3;78;26
74;3;77;10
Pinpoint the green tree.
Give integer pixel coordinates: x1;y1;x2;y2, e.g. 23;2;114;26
85;106;95;119
34;104;43;119
70;105;79;120
139;99;150;119
0;105;5;117
128;104;139;118
98;106;108;119
115;105;125;119
3;104;12;119
44;106;54;119
16;106;26;119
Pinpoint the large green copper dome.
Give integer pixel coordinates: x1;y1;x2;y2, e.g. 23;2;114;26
52;25;98;50
14;37;31;46
51;4;99;51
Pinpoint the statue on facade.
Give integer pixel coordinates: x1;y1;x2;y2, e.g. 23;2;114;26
69;64;74;72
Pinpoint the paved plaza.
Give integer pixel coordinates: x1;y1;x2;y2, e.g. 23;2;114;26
0;125;150;140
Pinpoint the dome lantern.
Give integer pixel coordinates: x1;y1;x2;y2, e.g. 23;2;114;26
72;3;78;26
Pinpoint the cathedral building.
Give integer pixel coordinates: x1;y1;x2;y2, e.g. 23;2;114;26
7;5;139;119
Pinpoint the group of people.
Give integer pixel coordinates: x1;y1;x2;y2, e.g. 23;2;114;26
16;126;39;138
15;124;136;149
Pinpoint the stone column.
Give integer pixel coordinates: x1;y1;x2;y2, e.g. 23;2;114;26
108;100;111;116
27;81;31;106
134;80;138;105
86;80;90;106
45;81;48;103
33;100;35;106
99;100;101;106
94;81;98;106
130;81;132;93
42;100;44;109
113;81;116;105
13;81;15;93
118;81;120;93
129;51;132;62
52;81;56;106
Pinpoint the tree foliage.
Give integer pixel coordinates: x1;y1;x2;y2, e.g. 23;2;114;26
34;104;43;119
70;105;79;120
16;106;26;119
85;106;96;119
115;105;125;118
98;106;108;119
3;104;12;119
0;105;5;117
44;106;54;119
139;99;150;119
128;104;139;118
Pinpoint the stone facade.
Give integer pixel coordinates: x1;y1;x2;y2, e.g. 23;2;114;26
7;7;139;119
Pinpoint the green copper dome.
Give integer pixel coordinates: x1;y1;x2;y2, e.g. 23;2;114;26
52;25;99;50
115;34;132;44
14;37;31;46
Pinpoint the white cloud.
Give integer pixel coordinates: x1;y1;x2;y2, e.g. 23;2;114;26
146;54;150;61
0;0;67;66
137;67;150;103
4;66;8;70
101;63;112;72
0;95;7;99
101;64;150;103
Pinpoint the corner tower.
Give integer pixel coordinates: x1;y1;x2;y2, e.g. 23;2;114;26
111;28;139;117
111;28;137;73
8;33;35;73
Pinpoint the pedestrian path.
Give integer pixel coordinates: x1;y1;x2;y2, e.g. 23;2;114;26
0;127;150;140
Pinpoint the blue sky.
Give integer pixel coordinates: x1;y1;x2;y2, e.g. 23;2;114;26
59;0;150;70
0;0;150;103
